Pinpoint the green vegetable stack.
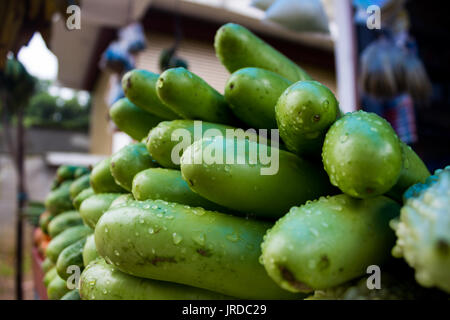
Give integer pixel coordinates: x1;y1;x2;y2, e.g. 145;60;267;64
38;23;448;300
40;165;94;299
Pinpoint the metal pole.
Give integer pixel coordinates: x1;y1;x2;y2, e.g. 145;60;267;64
333;0;359;113
15;106;26;300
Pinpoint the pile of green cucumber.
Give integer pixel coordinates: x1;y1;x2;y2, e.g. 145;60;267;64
38;23;449;300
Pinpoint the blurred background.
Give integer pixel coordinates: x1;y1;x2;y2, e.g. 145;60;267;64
0;0;448;299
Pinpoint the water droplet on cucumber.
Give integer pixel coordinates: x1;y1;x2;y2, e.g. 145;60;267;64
172;233;183;245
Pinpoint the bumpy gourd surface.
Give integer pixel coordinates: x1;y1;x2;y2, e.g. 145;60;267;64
391;167;450;293
307;272;447;300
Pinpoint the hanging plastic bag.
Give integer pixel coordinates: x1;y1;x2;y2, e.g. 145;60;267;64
118;22;147;53
264;0;329;33
99;41;135;74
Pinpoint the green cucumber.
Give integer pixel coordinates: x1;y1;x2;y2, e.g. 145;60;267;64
74;167;90;179
45;180;74;215
43;267;58;287
146;120;234;169
109;193;135;209
156;67;236;125
61;289;81;300
225;67;292;129
387;142;431;202
56;238;87;280
69;174;91;199
42;257;54;274
110;98;164;141
48;210;83;238
276;80;340;157
180;136;336;219
91;157;127;194
110;142;159;191
83;234;99;267
80;259;232;300
73;187;94;210
322;111;403;198
122;69;180;119
214;23;311;82
79;193;121;229
95;199;305;299
39;211;53;235
47;274;70;300
57;165;82;181
132;168;228;211
46;225;92;263
261;194;400;292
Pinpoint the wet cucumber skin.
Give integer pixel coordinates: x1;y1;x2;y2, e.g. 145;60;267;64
180;137;336;219
109;193;135;209
224;67;292;129
80;259;232;300
95;199;305;299
132;168;228;211
261;194;400;292
322;111;403;198
146;120;235;169
276;80;340;157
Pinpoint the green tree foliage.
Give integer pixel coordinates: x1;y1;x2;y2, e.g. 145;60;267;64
23;80;91;131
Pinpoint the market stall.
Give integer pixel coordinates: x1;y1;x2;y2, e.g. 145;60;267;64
0;0;448;303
